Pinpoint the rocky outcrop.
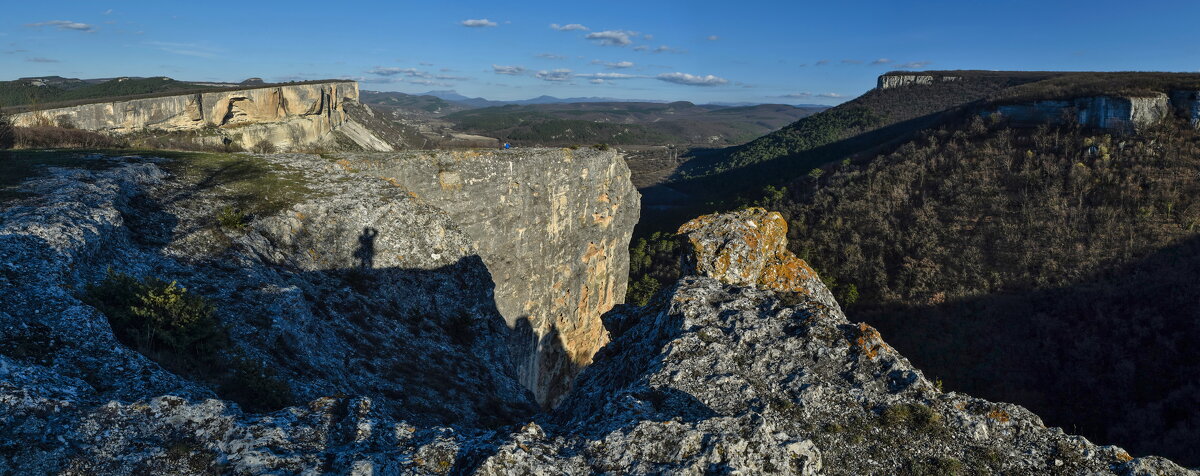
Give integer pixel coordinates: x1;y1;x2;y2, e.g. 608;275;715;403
990;94;1172;132
331;148;639;408
2;154;1194;474
9;82;393;151
677;208;826;297
0;154;537;433
877;74;962;89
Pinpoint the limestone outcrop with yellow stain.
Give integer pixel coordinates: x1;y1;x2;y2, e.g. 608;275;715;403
332;148;639;408
677;207;825;297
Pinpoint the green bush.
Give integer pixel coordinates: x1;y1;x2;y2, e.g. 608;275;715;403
85;270;225;366
84;269;291;411
216;206;247;230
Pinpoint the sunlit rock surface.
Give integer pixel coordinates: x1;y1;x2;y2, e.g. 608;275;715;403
1;154;1193;474
331;148;639;408
9;82;393;151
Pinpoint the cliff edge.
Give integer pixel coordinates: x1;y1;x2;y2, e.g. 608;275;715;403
8;81;395;151
0;151;1193;474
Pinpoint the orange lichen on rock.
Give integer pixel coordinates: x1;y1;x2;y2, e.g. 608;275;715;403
677;208;822;295
986;409;1011;423
852;322;889;359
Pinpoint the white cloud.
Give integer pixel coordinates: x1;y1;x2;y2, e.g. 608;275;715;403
578;72;638;79
535;69;573;81
657;72;728;86
815;59;830;65
841;59;862;64
782;92;812;98
408;79;453;87
706;35;720;41
632;45;648;52
367;67;431;78
591;60;634;69
818;93;843;98
652;45;684;54
26;20;94;32
898;61;932;69
493;64;526;75
537;53;567;60
586;30;635;46
871;58;892;65
550;23;588;31
461;19;498;28
590;79;609;85
26;57;59;63
103;9;113;15
435;74;468;80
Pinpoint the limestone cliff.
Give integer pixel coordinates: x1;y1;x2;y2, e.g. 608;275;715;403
330;148;640;407
877;74;963;89
9;81;394;151
4;195;1192;474
988;94;1173;132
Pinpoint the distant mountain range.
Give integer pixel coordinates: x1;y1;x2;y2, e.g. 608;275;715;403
412;90;825;109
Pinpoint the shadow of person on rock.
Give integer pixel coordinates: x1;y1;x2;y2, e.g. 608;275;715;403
354;227;378;269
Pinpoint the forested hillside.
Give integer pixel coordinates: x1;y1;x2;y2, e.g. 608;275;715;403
0;77;217;109
631;111;1200;464
443;101;822;147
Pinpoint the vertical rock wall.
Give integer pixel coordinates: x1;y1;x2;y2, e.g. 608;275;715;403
333;148;640;407
990;94;1174;132
9;82;392;151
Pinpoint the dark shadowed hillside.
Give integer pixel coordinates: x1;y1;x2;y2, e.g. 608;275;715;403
629;72;1200;465
773;116;1200;464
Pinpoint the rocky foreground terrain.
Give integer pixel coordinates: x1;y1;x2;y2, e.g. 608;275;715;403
0;150;1194;474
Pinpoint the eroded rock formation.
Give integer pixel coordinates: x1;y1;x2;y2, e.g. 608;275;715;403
989;94;1173;132
331;148;639;407
1;152;1194;474
9;81;393;151
877;74;963;89
677;207;826;296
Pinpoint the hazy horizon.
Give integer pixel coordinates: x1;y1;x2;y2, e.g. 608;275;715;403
3;0;1199;105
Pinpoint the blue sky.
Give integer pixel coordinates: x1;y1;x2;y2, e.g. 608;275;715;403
3;0;1199;105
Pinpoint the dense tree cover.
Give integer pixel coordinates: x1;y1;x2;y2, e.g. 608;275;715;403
626;231;683;305
0;77;219;109
764;117;1200;464
990;72;1200;104
0;113;12;149
445;102;819;147
676;76;1036;184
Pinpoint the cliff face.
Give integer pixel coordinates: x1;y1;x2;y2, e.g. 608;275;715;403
10;82;393;151
331;149;640;407
989;94;1173;132
877;74;963;89
1;158;1194;475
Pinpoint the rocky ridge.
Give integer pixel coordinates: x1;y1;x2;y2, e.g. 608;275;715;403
0;153;1194;474
9;82;394;151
